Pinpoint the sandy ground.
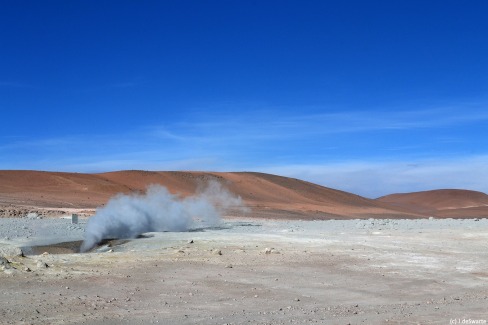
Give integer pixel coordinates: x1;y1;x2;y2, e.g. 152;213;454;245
1;217;488;325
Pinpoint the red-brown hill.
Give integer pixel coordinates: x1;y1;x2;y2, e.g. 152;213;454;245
377;189;488;218
0;170;423;219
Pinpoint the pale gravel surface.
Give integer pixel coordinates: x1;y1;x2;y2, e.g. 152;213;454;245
0;218;488;241
0;217;86;245
1;216;487;245
1;217;488;325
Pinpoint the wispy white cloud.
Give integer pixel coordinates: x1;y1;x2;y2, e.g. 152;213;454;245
149;103;488;145
0;131;226;172
3;102;488;160
259;155;488;198
1;102;488;197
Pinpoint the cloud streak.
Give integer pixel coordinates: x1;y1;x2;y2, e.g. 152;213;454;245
261;155;488;198
1;102;488;196
150;103;488;143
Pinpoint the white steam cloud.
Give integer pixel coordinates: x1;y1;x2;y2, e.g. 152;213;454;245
81;181;244;252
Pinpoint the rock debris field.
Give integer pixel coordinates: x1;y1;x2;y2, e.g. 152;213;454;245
1;216;488;324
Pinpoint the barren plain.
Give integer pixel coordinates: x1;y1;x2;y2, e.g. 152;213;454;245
1;170;488;325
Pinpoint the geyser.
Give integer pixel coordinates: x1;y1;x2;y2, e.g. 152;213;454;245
80;181;243;252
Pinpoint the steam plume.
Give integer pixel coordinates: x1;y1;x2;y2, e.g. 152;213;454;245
81;181;243;252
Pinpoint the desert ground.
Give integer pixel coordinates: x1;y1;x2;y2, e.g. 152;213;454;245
1;171;488;324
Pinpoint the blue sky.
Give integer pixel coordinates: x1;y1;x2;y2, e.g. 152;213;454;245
1;1;488;197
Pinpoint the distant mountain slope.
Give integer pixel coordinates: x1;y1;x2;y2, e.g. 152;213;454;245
377;189;488;218
0;170;129;208
0;170;423;219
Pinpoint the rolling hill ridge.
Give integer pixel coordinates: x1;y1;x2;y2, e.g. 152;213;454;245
1;170;487;219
